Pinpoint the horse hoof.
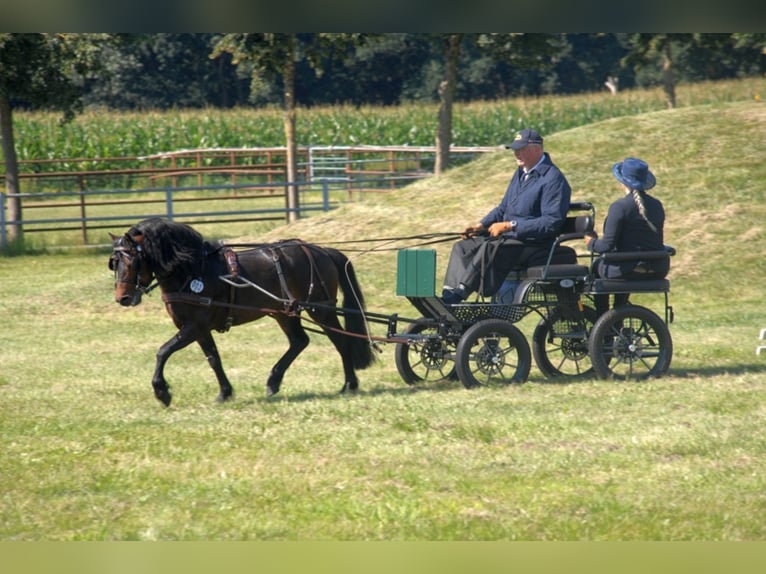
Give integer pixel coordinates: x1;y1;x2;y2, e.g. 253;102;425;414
216;392;233;403
266;385;280;397
156;392;172;407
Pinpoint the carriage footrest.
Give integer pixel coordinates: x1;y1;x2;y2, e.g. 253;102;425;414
406;296;459;323
588;278;670;294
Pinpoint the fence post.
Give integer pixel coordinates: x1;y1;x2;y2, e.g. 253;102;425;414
165;188;174;221
322;180;330;211
0;192;6;252
78;175;88;244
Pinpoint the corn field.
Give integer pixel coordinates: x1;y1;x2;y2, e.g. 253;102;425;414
5;78;765;173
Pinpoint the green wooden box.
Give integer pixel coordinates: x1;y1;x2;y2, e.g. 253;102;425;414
396;249;436;297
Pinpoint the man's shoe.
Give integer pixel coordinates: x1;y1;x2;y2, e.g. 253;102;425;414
441;287;466;305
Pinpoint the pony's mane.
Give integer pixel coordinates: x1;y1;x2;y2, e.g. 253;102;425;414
129;218;207;276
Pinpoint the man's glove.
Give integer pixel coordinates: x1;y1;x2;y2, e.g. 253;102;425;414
488;221;513;237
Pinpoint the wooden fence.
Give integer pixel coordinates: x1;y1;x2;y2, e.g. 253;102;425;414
1;145;496;248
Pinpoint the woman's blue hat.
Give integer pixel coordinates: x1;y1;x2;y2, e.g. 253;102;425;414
612;157;656;191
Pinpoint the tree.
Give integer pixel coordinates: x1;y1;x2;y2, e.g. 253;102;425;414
0;33;106;246
80;34;248;110
433;33;565;174
211;34;367;223
434;34;462;175
621;34;686;109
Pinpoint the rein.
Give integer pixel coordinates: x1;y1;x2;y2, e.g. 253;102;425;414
223;232;462;253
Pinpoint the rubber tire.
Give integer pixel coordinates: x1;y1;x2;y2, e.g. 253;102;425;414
394;319;458;385
588;305;672;380
532;305;598;379
455;319;531;389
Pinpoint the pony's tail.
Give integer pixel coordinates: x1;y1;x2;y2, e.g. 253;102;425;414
329;249;377;370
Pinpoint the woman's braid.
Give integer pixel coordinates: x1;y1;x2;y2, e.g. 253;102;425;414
630;188;658;233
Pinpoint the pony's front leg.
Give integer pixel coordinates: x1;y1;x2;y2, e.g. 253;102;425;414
152;325;198;407
197;331;233;403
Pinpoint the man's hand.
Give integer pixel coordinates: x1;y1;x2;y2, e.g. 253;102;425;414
488;221;512;237
461;223;485;239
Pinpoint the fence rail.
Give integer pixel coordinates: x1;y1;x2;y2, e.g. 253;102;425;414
1;145;496;249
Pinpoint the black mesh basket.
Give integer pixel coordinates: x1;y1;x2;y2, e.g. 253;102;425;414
450;303;529;324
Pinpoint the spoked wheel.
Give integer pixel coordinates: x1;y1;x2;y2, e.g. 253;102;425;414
455;319;531;389
394;319;458;384
532;305;598;379
588;305;672;380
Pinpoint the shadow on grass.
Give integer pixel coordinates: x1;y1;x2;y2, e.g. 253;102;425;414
213;362;766;408
223;378;462;406
668;363;766;378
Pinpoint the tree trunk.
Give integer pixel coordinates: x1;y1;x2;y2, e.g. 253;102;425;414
283;34;299;223
435;34;461;176
661;42;676;109
0;93;22;246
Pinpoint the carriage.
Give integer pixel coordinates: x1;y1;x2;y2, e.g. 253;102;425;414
109;202;675;405
389;201;675;388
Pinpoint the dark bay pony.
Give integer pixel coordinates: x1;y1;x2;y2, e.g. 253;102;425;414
109;218;376;406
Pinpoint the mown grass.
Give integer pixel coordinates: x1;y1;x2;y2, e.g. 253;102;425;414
1;98;765;541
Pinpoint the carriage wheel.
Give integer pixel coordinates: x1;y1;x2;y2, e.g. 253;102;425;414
532;305;598;379
394;319;458;385
588;305;672;380
455;319;531;389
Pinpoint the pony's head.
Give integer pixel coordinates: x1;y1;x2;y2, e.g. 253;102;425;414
109;218;208;306
109;231;153;306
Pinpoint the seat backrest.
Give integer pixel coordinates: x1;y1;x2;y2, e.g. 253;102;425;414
527;245;577;267
559;214;594;236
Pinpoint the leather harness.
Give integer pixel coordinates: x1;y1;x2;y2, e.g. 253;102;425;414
161;241;336;333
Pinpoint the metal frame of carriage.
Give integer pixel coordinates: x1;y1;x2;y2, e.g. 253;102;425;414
386;201;676;388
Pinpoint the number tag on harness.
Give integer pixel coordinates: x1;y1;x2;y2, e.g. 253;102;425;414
190;279;205;293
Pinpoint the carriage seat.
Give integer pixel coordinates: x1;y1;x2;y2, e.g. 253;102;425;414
511;211;595;280
493;205;594;303
526;263;590;279
586;245;676;294
589;278;670;294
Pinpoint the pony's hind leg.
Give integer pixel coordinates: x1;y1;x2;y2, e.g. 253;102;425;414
266;315;309;396
313;310;361;394
197;331;234;402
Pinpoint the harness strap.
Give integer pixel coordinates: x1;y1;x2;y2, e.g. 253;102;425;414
162;291;282;315
269;247;298;310
160;291;394;346
220;247;239;331
296;242;333;301
222;247;240;277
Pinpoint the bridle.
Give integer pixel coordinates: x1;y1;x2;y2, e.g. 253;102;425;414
109;235;158;300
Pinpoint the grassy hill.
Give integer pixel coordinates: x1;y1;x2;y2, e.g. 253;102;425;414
0;100;765;543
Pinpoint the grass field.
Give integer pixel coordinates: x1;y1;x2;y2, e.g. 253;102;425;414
1;99;765;542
